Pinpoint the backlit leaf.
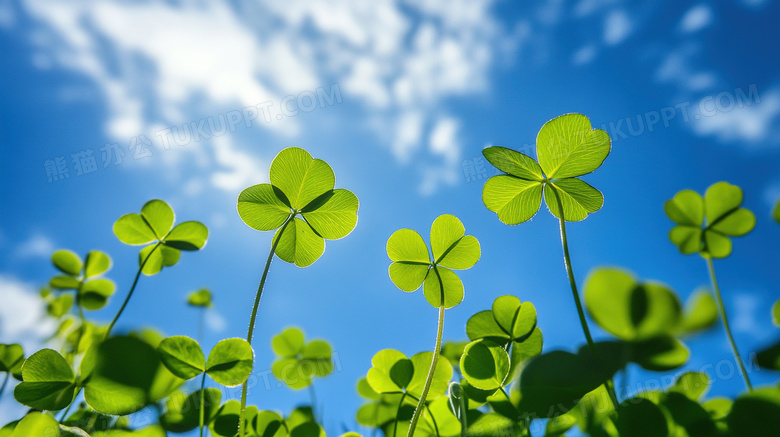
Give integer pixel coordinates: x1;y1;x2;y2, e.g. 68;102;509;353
536;113;610;179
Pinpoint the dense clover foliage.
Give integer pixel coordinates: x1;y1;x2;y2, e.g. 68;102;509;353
3;122;780;437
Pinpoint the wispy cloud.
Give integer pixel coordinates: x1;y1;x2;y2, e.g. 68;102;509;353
14;233;55;259
603;9;633;45
18;0;519;195
679;4;713;34
693;88;780;145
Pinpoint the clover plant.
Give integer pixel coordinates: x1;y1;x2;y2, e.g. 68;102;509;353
157;336;254;437
481;113;619;407
386;214;479;436
665;181;756;391
109;199;208;337
270;327;334;421
236;147;358;436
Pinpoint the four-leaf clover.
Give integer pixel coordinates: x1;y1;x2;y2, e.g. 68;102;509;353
237;147;359;267
386;214;480;308
113;199;209;275
482;113;611;224
665;181;755;258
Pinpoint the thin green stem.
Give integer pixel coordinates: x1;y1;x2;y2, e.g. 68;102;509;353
309;383;318;421
393;392;407;437
425;404;440;437
407;305;445;437
551;189;620;410
0;372;9;402
58;387;81;422
105;243;160;339
238;216;294;437
457;386;467;437
199;372;207;437
705;256;753;392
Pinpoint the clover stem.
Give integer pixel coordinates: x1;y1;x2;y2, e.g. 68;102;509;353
199;372;207;437
458;389;467;437
238;215;294;437
309;383;318;421
105;243;161;339
705;256;753;392
75;291;86;354
393;393;407;437
0;372;8;402
58;388;80;422
552;191;620;410
425;403;441;437
407;305;445;437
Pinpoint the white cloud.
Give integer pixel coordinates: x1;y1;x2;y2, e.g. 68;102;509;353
0;0;15;28
572;44;598;66
603;10;632;45
419;117;460;196
20;0;515;195
14;234;55;258
205;309;227;333
209;136;267;192
0;275;58;425
0;275;56;351
679;5;713;34
693;88;780;144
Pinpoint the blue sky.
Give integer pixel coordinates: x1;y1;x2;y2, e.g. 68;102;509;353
1;0;780;433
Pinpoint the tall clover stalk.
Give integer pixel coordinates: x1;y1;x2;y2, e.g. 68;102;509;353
386;214;480;436
235;147;358;436
109;199;209;338
665;181;756;391
481;113;619;408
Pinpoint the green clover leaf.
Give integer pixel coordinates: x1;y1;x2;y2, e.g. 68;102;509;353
186;288;212;308
237;147;359;267
459;339;510;391
47;250;116;311
13;348;77;411
160;389;222;433
482;113;610;224
271;327;333;390
157;336;254;387
84;336;185;415
365;349;453;402
0;343;24;380
584;268;683;342
517;342;626;417
113;199;209;275
386;214;480;308
464;295;543;385
665;182;755;258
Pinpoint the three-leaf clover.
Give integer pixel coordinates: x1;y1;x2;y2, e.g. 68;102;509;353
113;199;209;275
386;214;480;308
237;147;359;267
48;249;116;310
482;113;611;224
665;182;755;258
157;336;254;387
584;268;693;371
465;295;543;383
271;327;334;389
366;349;453;402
